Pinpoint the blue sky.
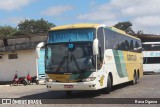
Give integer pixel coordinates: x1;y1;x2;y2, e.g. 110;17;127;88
0;0;160;34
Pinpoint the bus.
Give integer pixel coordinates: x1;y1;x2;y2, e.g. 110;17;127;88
142;42;160;73
41;23;143;95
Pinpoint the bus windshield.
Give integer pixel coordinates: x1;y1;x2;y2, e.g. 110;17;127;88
47;28;95;44
45;42;95;73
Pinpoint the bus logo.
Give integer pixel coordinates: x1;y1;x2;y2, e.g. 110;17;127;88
127;54;137;61
2;99;11;104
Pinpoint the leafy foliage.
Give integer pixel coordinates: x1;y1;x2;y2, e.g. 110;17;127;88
0;26;17;38
18;18;55;34
0;18;55;38
114;21;135;35
114;21;160;42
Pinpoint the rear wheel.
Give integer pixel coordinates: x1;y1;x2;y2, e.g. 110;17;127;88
131;73;138;85
23;81;27;86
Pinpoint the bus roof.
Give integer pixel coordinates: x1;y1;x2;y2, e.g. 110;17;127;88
142;42;160;44
50;23;100;31
109;27;141;40
49;23;140;40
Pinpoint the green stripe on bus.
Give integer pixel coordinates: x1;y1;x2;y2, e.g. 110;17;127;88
118;51;128;77
113;50;127;78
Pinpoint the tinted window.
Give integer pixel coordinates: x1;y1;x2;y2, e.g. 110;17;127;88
97;27;104;58
104;28;141;52
142;44;160;51
97;27;105;70
143;57;160;64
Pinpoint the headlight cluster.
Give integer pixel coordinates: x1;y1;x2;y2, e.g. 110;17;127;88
82;77;96;82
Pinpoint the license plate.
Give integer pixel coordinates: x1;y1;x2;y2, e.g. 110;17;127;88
64;85;73;88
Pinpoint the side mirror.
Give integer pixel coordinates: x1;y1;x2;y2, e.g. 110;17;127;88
93;39;99;55
36;42;45;58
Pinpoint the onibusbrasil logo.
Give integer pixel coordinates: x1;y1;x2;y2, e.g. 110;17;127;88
1;99;42;104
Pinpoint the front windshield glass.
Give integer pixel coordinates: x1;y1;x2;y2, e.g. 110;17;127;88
47;28;94;43
45;42;95;73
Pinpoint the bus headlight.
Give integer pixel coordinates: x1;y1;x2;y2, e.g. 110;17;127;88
82;77;96;82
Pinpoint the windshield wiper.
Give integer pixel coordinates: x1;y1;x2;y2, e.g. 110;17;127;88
56;56;66;73
70;54;80;71
56;52;81;73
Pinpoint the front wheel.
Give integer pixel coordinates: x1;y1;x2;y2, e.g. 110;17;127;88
105;76;112;94
11;81;18;86
100;76;112;94
66;91;72;97
36;81;39;85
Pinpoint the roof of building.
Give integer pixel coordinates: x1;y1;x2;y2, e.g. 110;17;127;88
0;34;47;52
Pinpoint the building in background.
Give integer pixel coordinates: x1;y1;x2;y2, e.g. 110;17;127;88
0;34;47;82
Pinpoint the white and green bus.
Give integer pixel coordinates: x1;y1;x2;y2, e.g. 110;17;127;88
40;24;143;95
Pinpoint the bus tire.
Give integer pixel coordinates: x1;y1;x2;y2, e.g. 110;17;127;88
66;91;72;97
106;75;112;94
131;73;138;85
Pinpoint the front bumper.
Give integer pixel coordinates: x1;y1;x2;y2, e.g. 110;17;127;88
46;81;98;91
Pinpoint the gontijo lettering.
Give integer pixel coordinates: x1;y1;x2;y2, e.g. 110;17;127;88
127;54;137;61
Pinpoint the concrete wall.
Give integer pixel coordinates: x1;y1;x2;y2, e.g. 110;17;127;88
0;49;37;81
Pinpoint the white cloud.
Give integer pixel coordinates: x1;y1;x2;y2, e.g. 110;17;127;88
41;5;74;16
78;12;115;21
89;1;96;7
133;16;160;27
0;0;35;11
110;0;144;8
0;17;27;25
102;20;118;27
78;3;115;21
132;16;160;34
132;24;160;35
78;0;160;34
119;0;160;16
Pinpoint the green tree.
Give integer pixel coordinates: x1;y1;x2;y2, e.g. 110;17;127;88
0;26;17;38
137;30;143;35
18;18;55;34
114;21;135;35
